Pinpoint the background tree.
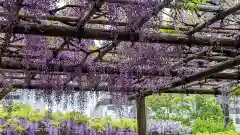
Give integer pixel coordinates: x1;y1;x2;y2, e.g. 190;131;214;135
146;94;235;133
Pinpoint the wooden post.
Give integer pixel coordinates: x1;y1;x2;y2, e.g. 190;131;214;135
136;95;147;135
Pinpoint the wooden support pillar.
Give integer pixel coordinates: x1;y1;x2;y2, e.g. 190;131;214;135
136;95;147;135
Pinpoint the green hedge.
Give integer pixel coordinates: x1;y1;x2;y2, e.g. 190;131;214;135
193;131;240;135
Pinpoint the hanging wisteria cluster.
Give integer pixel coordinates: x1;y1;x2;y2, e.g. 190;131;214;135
1;0;238;97
0;0;192;102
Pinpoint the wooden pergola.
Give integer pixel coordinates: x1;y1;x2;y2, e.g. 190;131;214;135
1;0;240;134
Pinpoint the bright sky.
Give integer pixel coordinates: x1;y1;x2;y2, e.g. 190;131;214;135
56;0;66;8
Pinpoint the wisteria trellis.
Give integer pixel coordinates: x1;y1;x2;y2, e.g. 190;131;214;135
1;0;240;134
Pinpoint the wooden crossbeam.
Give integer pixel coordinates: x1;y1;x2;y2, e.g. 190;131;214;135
2;68;240;81
209;72;240;80
128;55;240;99
0;82;220;94
170;48;209;69
0;13;234;34
0;82;221;101
6;44;116;54
187;2;240;35
0;58;239;81
0;23;236;46
200;56;230;62
0;53;230;62
184;80;219;88
213;48;240;57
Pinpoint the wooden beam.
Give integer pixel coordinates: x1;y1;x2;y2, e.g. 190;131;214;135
8;43;78;51
186;83;218;88
0;51;233;64
2;63;240;81
0;68;66;75
0;23;237;46
2;13;234;34
213;48;240;57
6;44;116;54
200;56;230;62
0;58;202;77
0;58;239;80
171;48;209;69
11;13;126;26
209;72;240;80
128;55;240;99
187;2;240;35
0;81;219;93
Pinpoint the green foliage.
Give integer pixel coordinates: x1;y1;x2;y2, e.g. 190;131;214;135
50;112;66;128
47;111;90;128
193;130;240;135
89;118;106;133
10;103;45;123
0;109;10;119
183;0;206;13
0;102;137;132
147;94;235;133
191;118;235;133
15;125;25;133
67;111;90;125
159;28;178;34
230;85;240;96
193;95;224;120
4;118;19;127
183;0;199;13
0;126;3;133
147;94;194;121
0;117;27;133
0;96;238;134
111;119;137;131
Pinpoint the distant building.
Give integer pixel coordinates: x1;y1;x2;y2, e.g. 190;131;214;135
229;96;240;131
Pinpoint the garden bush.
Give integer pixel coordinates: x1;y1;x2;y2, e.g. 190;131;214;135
0;102;239;135
192;130;240;135
0;103;138;134
191;118;235;134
